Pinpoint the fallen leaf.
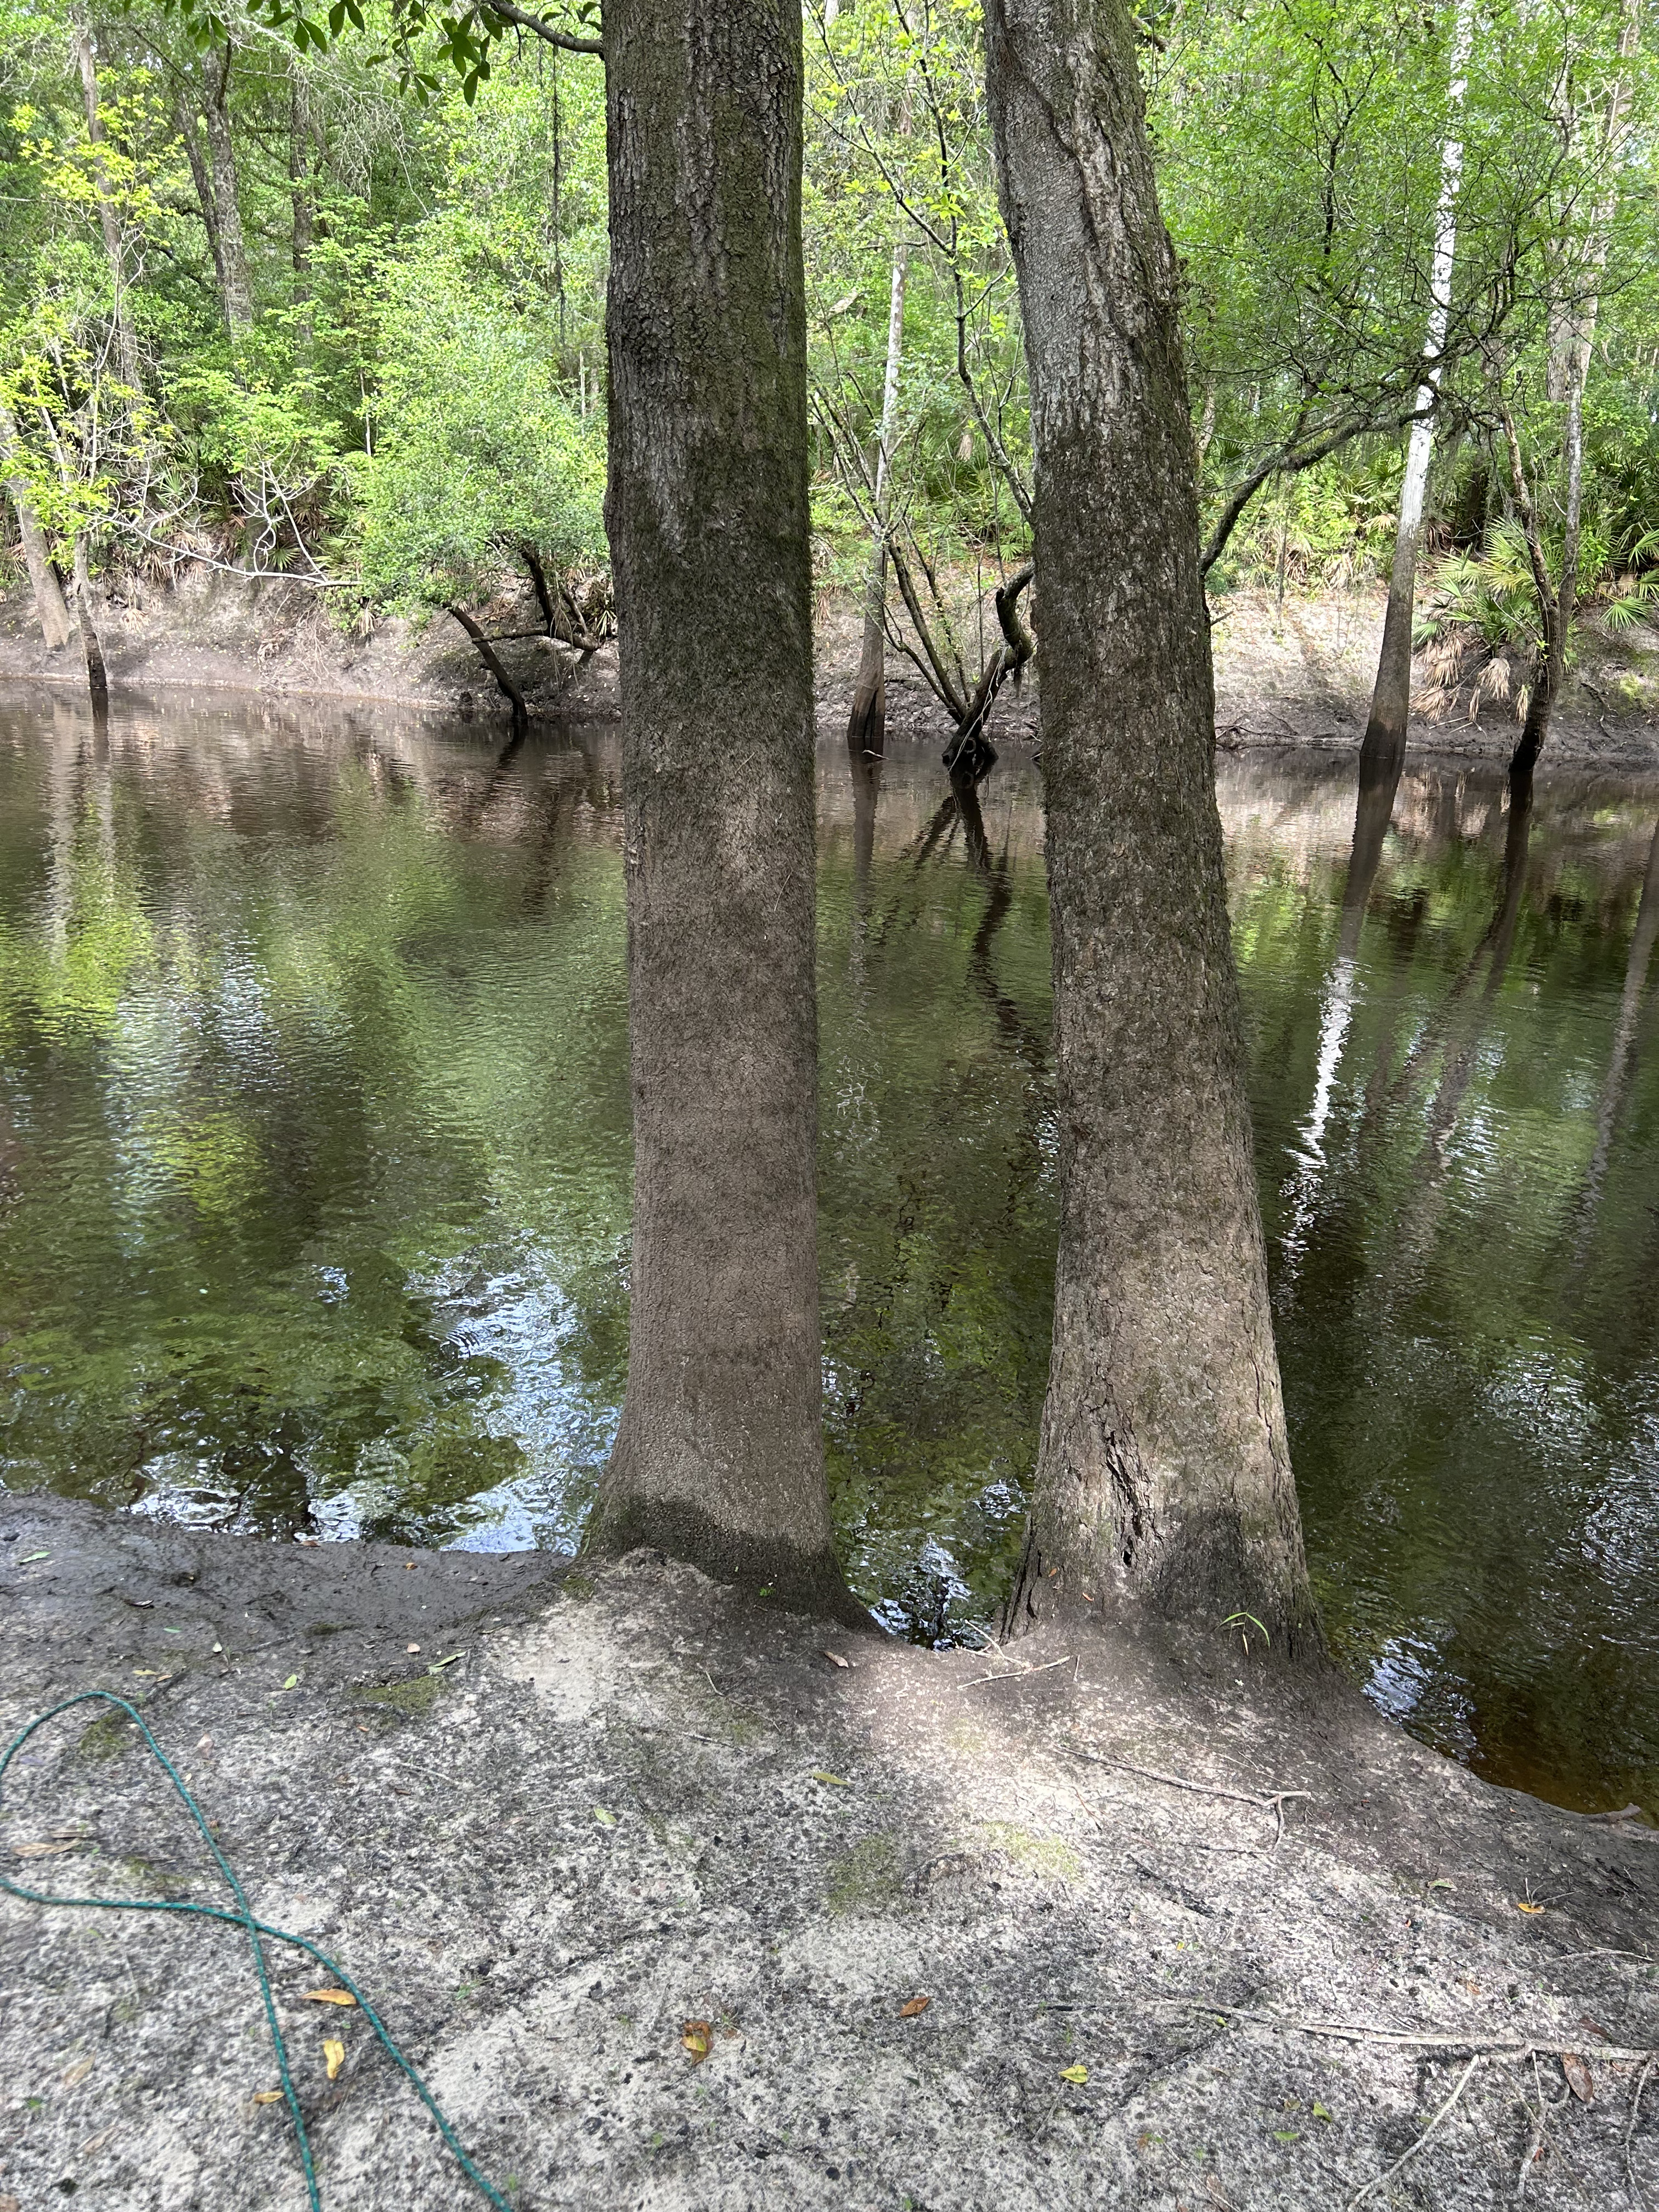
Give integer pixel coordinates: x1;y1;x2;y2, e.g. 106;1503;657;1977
593;1806;618;1826
303;1989;357;2008
324;2038;345;2083
404;1561;417;1571
15;1839;81;1858
19;1550;49;1563
811;1770;851;1787
1274;2128;1301;2142
132;1669;166;1679
1560;2052;1594;2103
1058;2063;1089;2085
823;1650;850;1669
1312;2101;1333;2122
282;1675;298;1691
80;2124;119;2157
426;1652;465;1674
681;2020;713;2064
407;1643;421;1654
61;2058;94;2087
1516;1900;1546;1914
899;1995;931;2019
252;2090;284;2106
1428;1878;1454;1891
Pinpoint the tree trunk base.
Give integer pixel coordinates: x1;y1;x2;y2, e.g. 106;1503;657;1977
585;1493;872;1629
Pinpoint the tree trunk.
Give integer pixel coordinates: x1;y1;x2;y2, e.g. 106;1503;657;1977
847;230;910;755
289;68;314;340
173;84;228;303
985;0;1317;1651
204;45;253;335
72;536;110;719
589;0;855;1621
71;17;144;398
1;405;74;651
1358;0;1474;782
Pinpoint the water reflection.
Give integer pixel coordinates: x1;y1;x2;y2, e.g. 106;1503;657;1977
3;691;1658;1817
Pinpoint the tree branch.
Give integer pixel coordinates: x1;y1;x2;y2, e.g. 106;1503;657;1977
479;1;602;56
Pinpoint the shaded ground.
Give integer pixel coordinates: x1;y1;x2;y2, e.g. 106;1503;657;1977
2;1493;1656;2210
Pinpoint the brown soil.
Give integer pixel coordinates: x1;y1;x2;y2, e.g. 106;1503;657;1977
2;1493;1656;2211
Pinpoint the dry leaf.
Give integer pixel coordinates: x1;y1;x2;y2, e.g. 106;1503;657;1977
681;2020;713;2064
303;1989;357;2008
252;2090;284;2106
323;2038;345;2083
899;1995;931;2018
61;2057;94;2089
80;2124;119;2157
15;1839;80;1858
823;1651;850;1669
1515;1900;1546;1914
1560;2052;1594;2103
811;1770;851;1787
1059;2063;1090;2085
404;1561;417;1571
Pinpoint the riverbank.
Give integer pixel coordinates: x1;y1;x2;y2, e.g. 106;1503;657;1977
2;1492;1655;2211
6;576;1659;770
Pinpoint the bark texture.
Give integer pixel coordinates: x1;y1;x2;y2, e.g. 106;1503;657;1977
204;46;253;334
986;0;1317;1649
1;406;73;651
590;0;855;1620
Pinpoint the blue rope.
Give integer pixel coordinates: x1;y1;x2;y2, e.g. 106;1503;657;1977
1;1691;514;2211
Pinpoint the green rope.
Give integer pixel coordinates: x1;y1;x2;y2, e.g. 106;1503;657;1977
1;1691;514;2212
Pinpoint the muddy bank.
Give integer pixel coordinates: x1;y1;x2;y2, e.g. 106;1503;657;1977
2;1491;1655;2210
7;577;1659;770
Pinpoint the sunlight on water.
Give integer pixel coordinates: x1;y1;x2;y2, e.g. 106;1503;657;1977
2;692;1657;1816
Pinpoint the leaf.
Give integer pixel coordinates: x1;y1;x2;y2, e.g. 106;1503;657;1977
252;2090;284;2106
681;2019;712;2064
18;1550;49;1563
1059;2063;1090;2085
1515;1900;1546;1914
282;1675;298;1691
811;1770;851;1787
1274;2128;1302;2142
426;1652;465;1674
592;1806;617;1826
1560;2052;1594;2104
823;1650;850;1669
1312;2102;1333;2122
60;2058;94;2087
899;1995;931;2018
323;2037;345;2083
15;1839;81;1858
303;1989;357;2007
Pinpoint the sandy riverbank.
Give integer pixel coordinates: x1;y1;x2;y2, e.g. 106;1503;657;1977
1;1491;1655;2210
5;576;1659;773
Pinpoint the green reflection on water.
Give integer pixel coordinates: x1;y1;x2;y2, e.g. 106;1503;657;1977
2;697;1657;1820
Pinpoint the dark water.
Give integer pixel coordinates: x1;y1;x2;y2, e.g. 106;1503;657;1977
2;695;1656;1819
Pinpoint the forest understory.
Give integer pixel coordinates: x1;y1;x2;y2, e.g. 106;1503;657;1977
5;579;1659;774
1;1492;1656;2212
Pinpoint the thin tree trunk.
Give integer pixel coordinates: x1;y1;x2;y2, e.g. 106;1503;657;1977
1;404;74;651
71;17;144;398
448;605;529;737
1361;0;1474;783
985;0;1317;1651
589;0;856;1620
173;83;228;302
72;535;109;718
204;45;253;334
847;231;910;755
289;68;314;341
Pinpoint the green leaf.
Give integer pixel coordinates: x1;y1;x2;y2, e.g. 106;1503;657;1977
1274;2129;1301;2142
1058;2063;1089;2085
1313;2102;1333;2123
810;1770;851;1786
18;1549;50;1564
592;1806;617;1826
282;1674;298;1690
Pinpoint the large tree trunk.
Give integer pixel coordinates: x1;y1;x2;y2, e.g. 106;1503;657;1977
203;45;253;334
1359;0;1474;782
1;404;74;651
986;0;1317;1651
589;0;856;1620
846;229;910;755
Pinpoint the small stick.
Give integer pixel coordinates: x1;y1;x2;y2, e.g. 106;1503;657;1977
1629;2051;1657;2212
1068;1746;1310;1849
956;1655;1074;1690
1152;1995;1657;2063
1345;2050;1483;2209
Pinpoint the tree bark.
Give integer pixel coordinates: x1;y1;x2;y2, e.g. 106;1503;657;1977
1358;0;1474;783
72;537;110;719
204;44;253;335
1;405;74;651
985;0;1317;1650
72;16;144;399
589;0;856;1620
173;83;228;303
847;226;910;755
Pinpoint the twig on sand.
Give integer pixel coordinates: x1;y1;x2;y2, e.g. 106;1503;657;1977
956;1654;1075;1690
1066;1745;1311;1850
1628;2052;1657;2211
1344;2051;1483;2209
1515;2050;1569;2199
1153;1994;1657;2064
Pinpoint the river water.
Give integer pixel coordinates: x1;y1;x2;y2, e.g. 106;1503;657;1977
2;693;1656;1819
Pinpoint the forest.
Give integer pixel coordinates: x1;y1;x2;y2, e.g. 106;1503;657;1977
1;0;1655;770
